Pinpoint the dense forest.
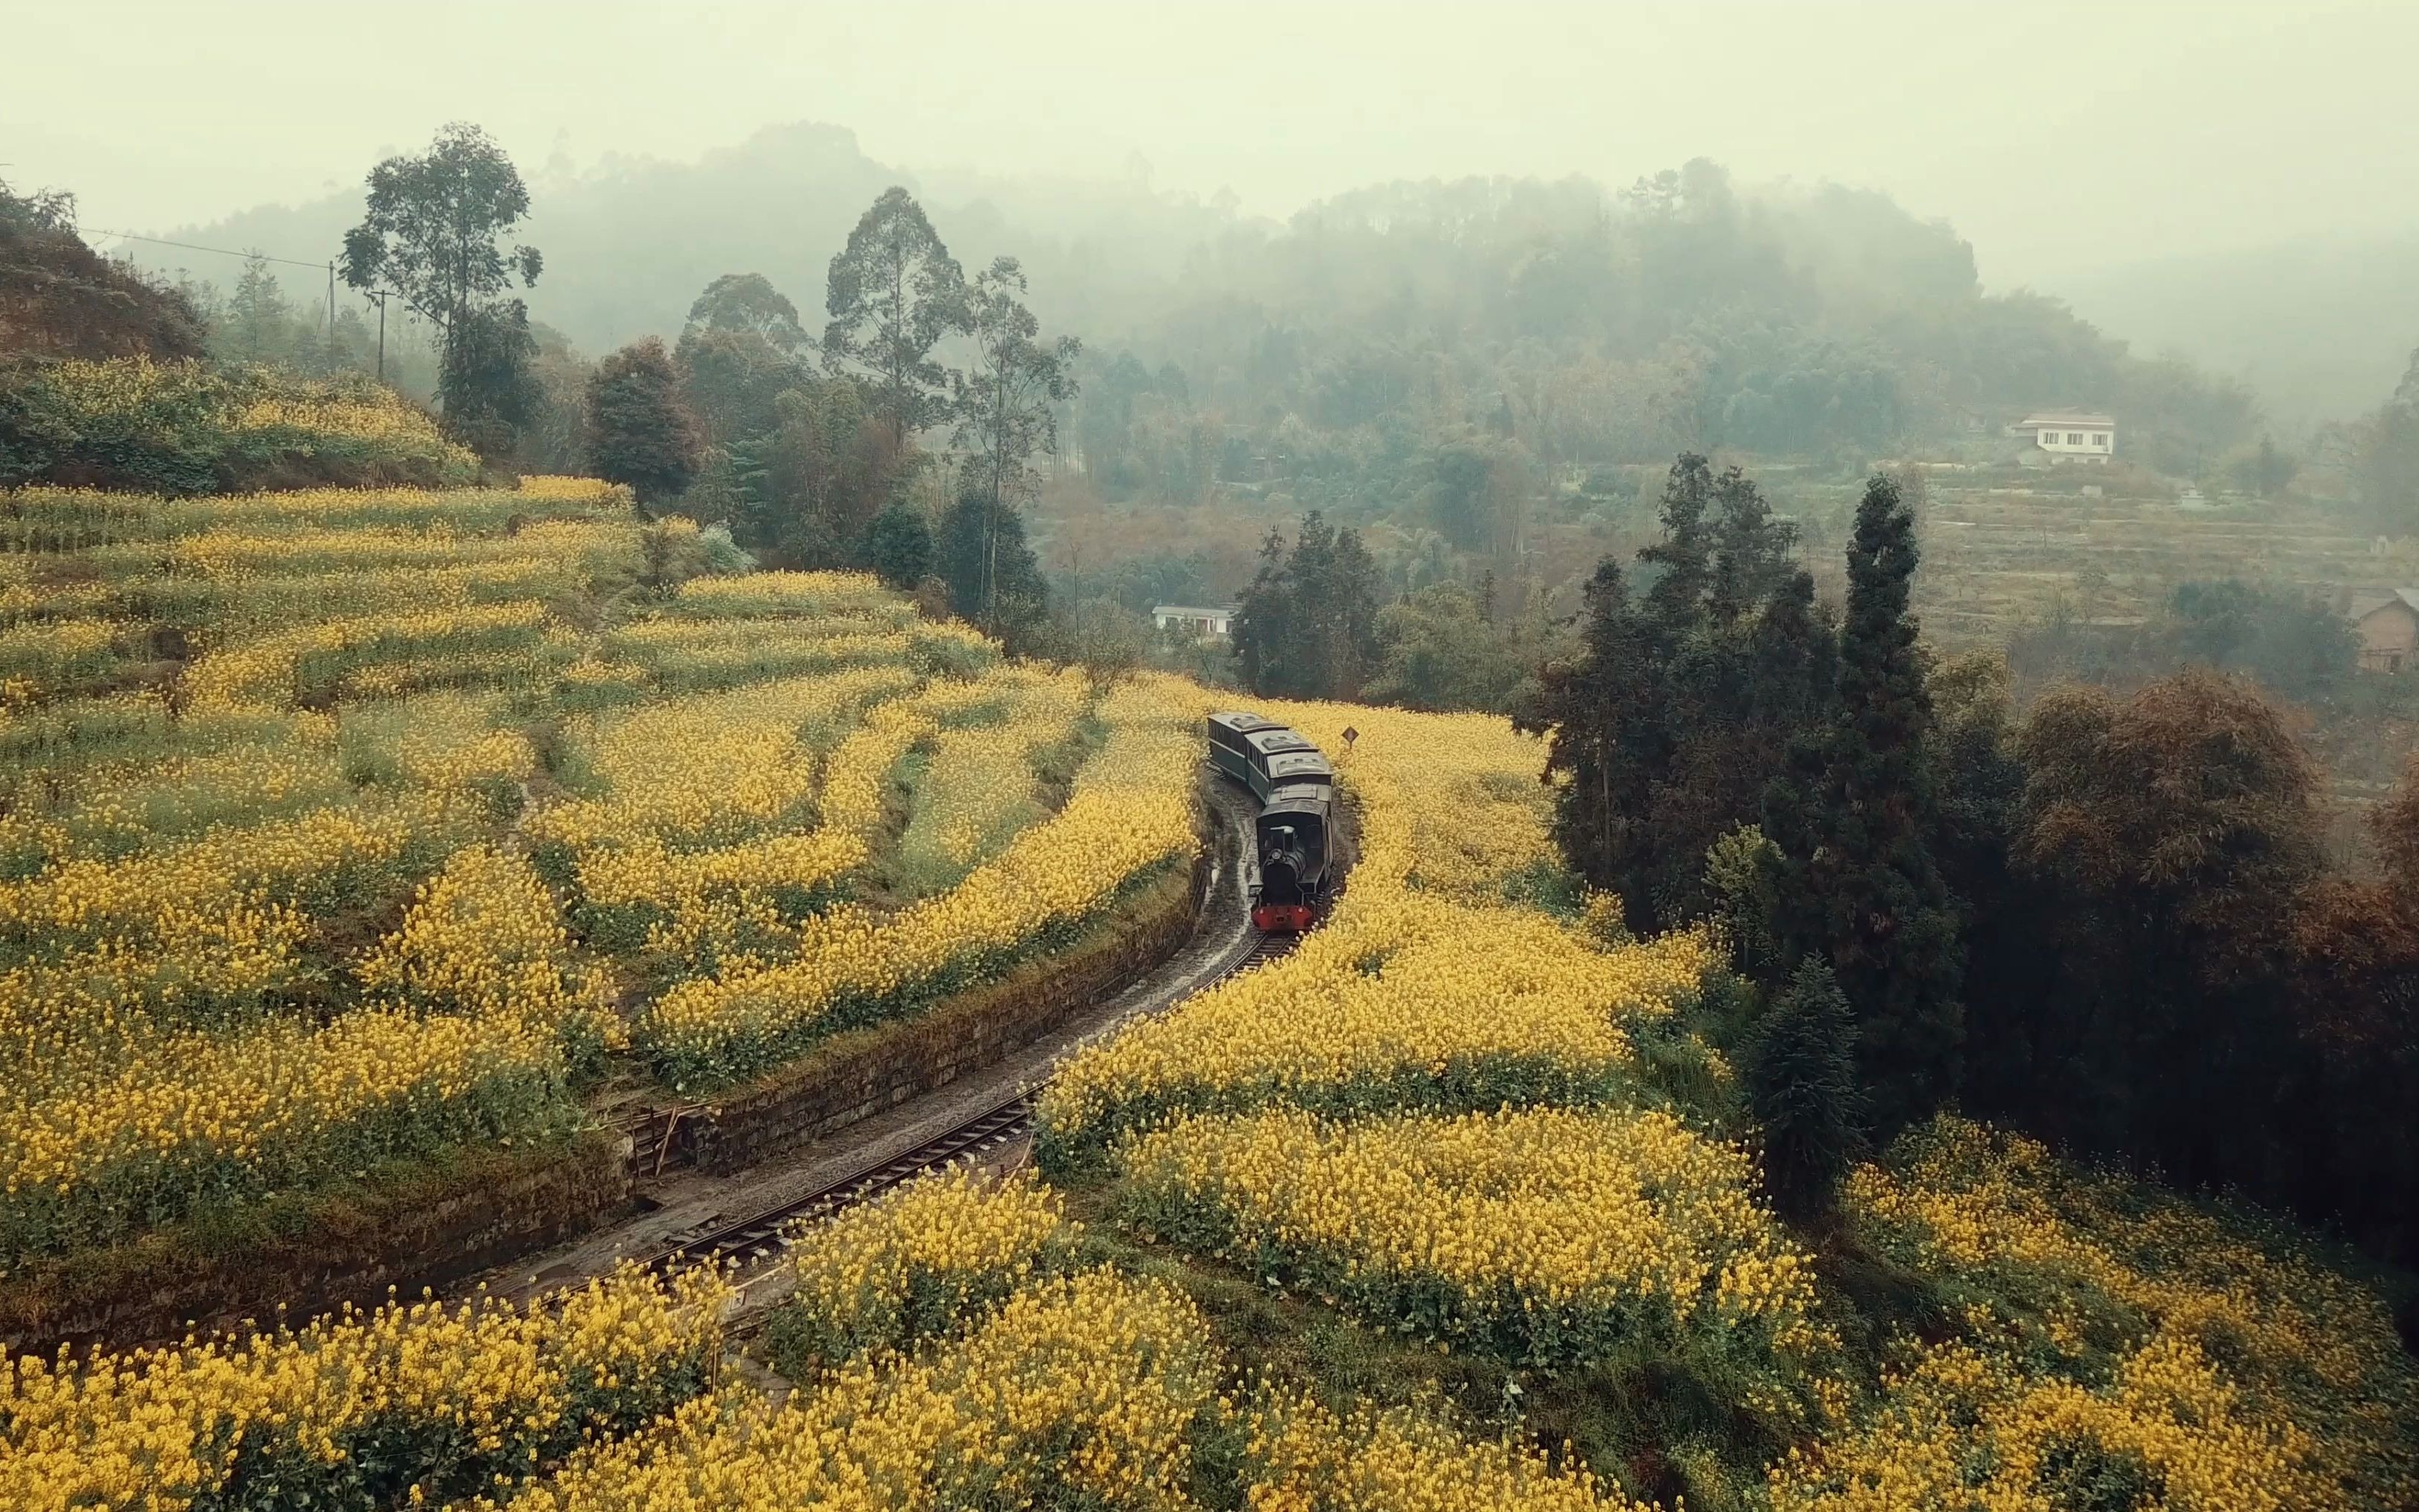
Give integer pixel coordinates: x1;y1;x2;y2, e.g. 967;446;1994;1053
150;127;2263;476
1522;456;2419;1278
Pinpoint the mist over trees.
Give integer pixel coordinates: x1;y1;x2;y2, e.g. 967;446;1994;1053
2344;344;2419;531
153;129;2275;477
341;122;545;454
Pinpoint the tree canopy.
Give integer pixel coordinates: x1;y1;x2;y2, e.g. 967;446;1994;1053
824;187;964;449
1519;454;1829;928
1232;513;1382;702
587;336;703;506
340;122;542;340
1767;474;1964;1138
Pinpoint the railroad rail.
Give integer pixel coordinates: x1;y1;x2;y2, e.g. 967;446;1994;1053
608;784;1275;1182
633;901;1311;1283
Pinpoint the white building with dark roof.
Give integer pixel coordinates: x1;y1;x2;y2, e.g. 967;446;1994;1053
1152;604;1238;640
2014;411;2116;463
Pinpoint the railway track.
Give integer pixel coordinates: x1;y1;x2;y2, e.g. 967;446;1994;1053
634;903;1311;1284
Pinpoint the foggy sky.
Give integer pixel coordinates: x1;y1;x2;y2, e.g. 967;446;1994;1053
5;0;2414;290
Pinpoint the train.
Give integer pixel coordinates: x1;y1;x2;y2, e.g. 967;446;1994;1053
1207;710;1335;932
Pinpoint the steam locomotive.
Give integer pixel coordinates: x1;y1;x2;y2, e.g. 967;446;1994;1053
1207;711;1335;932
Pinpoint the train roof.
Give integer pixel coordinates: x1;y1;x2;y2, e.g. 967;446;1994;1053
1262;784;1332;818
1207;710;1279;737
1265;751;1334;784
1244;728;1314;757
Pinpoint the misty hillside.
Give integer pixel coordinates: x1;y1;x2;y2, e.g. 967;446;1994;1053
142;120;2276;478
140;122;1232;360
2053;234;2419;431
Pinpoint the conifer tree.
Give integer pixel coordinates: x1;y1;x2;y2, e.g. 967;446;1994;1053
1769;473;1964;1138
586;337;703;507
1232;528;1295;697
1521;454;1829;930
1523;557;1641;889
1747;958;1864;1222
1229;513;1382;700
861;501;931;590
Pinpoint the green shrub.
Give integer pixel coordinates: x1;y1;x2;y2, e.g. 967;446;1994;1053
0;356;477;494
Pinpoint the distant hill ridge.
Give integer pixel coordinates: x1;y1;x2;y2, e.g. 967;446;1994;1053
124;120;2397;466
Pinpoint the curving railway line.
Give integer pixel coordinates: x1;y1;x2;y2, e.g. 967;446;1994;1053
461;767;1345;1309
631;917;1308;1286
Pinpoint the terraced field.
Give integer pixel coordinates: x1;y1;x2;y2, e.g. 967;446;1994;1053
0;480;1201;1274
1911;486;2398;645
1;479;2412;1512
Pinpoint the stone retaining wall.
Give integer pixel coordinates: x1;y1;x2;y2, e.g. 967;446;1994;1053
689;855;1206;1174
1;1131;633;1352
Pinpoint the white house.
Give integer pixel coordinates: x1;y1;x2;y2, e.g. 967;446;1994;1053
1152;604;1238;640
2014;411;2116;463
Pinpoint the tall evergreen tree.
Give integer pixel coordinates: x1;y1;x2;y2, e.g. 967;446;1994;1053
585;337;703;506
1746;958;1864;1223
1768;473;1964;1139
731;379;896;566
1305;516;1382;699
1638;452;1718;640
860;501;931;590
1520;454;1828;931
1523;558;1640;889
935;491;1048;649
440;300;542;457
1232;528;1295;698
1229;513;1381;700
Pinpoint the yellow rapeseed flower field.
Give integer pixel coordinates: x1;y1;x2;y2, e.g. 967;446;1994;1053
1823;1116;2419;1510
1117;1105;1818;1369
30;356;480;490
1246;1390;1647;1512
485;1269;1221;1512
637;674;1203;1088
0;1263;726;1512
767;1166;1081;1376
0;478;1158;1263
4;470;2412;1512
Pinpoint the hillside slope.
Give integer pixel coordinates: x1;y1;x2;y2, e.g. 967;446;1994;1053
0;478;2409;1508
2051;232;2419;429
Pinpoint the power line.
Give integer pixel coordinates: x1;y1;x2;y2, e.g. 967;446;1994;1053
81;224;422;380
78;227;330;272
